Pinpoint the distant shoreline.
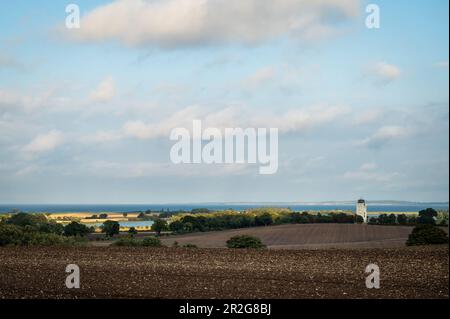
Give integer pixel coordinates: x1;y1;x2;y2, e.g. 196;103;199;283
0;202;448;214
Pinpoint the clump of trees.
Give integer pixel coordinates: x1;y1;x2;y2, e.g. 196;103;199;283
64;221;91;237
0;212;90;246
226;235;266;249
406;225;449;246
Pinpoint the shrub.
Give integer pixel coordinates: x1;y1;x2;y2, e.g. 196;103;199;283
0;224;24;246
226;235;266;249
406;225;449;246
38;222;65;235
0;223;82;246
6;212;47;227
64;221;91;237
142;236;162;247
22;232;67;246
113;237;142;247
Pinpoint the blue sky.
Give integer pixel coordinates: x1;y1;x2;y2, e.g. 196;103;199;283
0;0;448;203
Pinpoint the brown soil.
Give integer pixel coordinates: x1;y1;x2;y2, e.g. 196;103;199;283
161;224;418;249
0;245;447;299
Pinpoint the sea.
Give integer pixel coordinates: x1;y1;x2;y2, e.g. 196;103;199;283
0;203;448;214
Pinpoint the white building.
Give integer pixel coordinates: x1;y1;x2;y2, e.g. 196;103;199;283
356;199;368;223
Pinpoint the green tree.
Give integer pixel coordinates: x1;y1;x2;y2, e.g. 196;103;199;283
255;213;273;226
388;214;397;224
128;227;138;236
151;219;168;235
355;215;365;224
397;214;408;225
169;220;184;233
101;220;120;237
418;208;438;225
38;222;65;235
138;212;146;219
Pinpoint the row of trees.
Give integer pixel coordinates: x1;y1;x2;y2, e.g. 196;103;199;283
369;208;446;226
167;211;362;234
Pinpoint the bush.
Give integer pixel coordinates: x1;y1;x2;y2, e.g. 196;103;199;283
406;225;449;246
0;223;83;246
21;232;67;246
226;235;266;249
183;243;197;248
38;222;65;235
6;212;47;227
0;224;24;246
112;236;162;247
142;236;162;247
112;237;142;247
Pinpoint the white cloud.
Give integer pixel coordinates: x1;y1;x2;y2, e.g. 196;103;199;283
343;162;399;182
122;104;351;140
89;77;116;102
123;105;201;139
358;125;412;148
0;88;58;113
80;130;123;144
22;130;64;154
352;109;383;125
69;0;360;48
90;160;251;178
436;61;449;69
360;162;377;171
370;62;401;84
243;67;277;89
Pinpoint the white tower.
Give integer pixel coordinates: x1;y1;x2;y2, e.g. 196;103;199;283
356;199;368;223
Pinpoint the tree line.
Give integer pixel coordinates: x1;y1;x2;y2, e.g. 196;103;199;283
167;210;363;234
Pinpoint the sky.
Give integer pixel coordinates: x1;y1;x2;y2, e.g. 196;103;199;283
0;0;448;204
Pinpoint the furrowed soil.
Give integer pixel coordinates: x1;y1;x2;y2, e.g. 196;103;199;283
161;224;419;249
0;245;448;299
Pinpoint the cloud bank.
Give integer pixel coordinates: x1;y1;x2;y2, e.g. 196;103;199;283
70;0;360;48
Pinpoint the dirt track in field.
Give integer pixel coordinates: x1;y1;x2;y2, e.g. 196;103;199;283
0;245;448;299
161;224;417;249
